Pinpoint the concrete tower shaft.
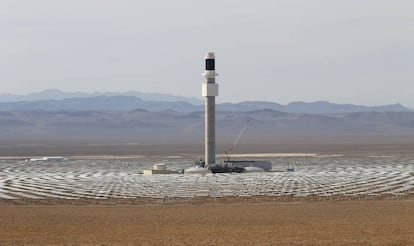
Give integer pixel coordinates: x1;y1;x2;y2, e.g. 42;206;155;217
202;52;218;165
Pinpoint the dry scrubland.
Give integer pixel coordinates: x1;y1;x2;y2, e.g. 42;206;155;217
2;135;414;158
0;201;413;245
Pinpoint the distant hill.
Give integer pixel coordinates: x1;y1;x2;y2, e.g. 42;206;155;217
284;101;409;114
0;96;197;112
0;89;203;105
217;101;411;113
0;90;412;113
0;94;411;113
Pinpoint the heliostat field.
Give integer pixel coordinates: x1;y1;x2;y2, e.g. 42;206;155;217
0;157;413;204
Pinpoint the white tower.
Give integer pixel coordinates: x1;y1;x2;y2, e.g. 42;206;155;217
202;52;218;165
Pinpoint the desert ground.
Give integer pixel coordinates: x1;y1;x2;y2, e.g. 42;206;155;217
0;201;413;245
2;135;414;158
1;136;413;245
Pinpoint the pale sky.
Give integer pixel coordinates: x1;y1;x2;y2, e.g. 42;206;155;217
1;0;413;105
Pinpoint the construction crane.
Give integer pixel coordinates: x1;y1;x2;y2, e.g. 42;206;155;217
224;119;251;161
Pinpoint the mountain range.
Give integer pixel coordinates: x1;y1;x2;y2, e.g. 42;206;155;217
0;89;203;105
0;89;411;114
1;90;414;142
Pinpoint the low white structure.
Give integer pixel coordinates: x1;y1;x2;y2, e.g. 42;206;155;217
184;166;211;174
244;166;265;173
143;163;177;175
28;157;67;162
224;160;272;171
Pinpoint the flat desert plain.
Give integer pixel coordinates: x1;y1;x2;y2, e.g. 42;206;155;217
1;137;413;245
0;201;413;245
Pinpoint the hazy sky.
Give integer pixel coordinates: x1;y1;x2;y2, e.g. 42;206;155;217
1;0;413;105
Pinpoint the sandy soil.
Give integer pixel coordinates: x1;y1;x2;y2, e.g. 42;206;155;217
0;201;413;245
